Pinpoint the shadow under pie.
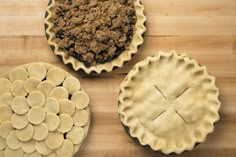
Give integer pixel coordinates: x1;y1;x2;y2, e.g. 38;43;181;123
118;51;221;155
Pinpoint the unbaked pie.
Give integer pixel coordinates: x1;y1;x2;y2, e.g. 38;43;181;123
0;62;90;157
45;0;146;73
118;51;220;154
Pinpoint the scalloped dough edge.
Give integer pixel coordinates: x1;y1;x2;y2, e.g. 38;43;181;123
44;0;146;74
118;51;221;154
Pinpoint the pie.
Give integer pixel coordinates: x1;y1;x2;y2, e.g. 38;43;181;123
118;51;221;154
45;0;146;74
0;62;90;157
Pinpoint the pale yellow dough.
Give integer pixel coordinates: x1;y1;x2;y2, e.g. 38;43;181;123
11;96;30;114
9;67;28;82
27;91;45;107
37;81;56;97
45;132;64;150
4;147;23;157
0;121;14;139
44;113;60;131
6;130;22;149
33;123;48;141
0;93;13;106
16;124;34;142
73;110;89;127
22;139;36;153
71;91;89;109
0;62;90;157
66;126;84;145
57;114;73;133
56;139;74;157
27;107;45;125
36;141;52;155
59;99;75;116
28;63;47;80
0;150;3;157
24;151;42;157
24;77;41;93
47;152;59;157
0;105;12;123
11;80;27;96
118;51;221;154
50;87;68;101
47;68;65;86
44;97;59;114
0;78;11;96
0;136;6;150
11;114;28;129
63;77;80;94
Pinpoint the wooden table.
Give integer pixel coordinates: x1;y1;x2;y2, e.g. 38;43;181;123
0;0;235;156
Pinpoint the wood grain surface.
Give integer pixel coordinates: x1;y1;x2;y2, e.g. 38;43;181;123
0;0;235;157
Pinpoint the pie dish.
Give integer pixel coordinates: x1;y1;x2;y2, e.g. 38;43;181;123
0;62;90;157
45;0;146;74
118;51;221;154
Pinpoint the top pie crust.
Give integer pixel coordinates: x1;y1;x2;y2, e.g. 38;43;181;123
45;0;146;74
118;51;221;154
0;62;90;157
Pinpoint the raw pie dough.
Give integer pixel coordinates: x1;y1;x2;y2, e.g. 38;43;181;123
0;62;90;157
118;51;221;154
45;0;147;74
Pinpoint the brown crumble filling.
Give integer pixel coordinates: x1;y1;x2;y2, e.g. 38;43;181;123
51;0;137;67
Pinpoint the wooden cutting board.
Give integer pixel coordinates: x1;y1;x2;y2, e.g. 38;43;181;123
0;0;235;156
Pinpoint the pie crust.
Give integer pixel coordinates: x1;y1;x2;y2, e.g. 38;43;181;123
0;62;90;157
118;51;221;154
45;0;146;74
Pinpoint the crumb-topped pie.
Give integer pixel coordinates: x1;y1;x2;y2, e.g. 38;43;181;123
0;62;90;157
45;0;146;74
118;51;220;154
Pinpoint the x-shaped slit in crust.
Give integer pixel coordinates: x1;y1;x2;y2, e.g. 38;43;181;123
154;85;167;99
175;109;188;124
152;110;166;121
174;87;190;100
152;85;189;125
